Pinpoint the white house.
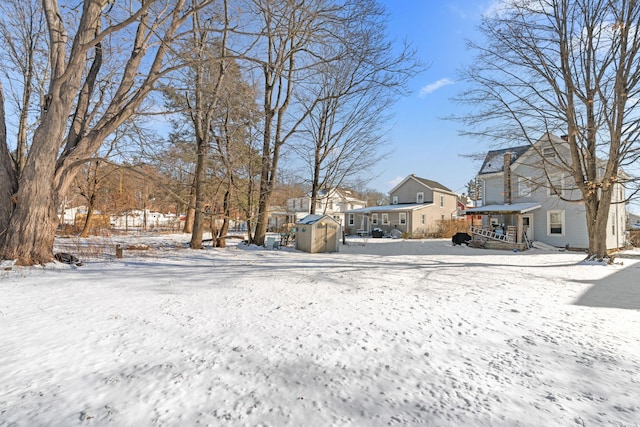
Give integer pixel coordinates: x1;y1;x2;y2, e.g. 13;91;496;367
466;134;627;250
286;188;366;226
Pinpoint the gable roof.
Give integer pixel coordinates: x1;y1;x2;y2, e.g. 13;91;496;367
478;145;530;175
389;174;454;195
412;176;453;192
313;187;366;203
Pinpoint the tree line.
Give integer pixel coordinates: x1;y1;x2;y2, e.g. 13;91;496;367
0;0;417;264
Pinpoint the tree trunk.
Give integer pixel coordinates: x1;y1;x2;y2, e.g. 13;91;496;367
254;188;270;246
190;136;207;249
216;189;232;248
79;200;95;238
253;102;274;246
0;84;17;245
584;186;613;260
1;166;59;265
183;177;196;234
0;95;66;264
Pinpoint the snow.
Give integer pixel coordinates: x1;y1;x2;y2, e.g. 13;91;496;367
1;234;639;426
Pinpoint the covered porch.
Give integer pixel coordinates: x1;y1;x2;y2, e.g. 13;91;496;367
465;203;540;250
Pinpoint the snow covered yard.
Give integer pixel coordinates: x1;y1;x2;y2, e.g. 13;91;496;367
1;236;639;426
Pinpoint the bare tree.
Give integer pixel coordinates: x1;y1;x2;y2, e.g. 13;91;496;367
0;0;49;177
241;0;333;245
0;83;14;239
209;62;261;245
0;0;216;265
457;0;640;260
295;1;419;213
177;0;229;249
241;0;418;245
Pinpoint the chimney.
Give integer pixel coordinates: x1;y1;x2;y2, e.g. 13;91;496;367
504;152;512;205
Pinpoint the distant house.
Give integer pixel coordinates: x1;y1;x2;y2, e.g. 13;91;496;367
628;212;640;230
346;174;458;237
268;205;288;232
111;209;180;230
466;133;627;250
286;188;367;226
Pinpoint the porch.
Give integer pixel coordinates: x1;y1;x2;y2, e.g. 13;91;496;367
465;203;541;250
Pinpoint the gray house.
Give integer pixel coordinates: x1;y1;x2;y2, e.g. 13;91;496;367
466;134;627;250
346;174;458;237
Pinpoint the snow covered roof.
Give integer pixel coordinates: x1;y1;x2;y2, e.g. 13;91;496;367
465;203;541;214
296;214;340;225
478;145;530;175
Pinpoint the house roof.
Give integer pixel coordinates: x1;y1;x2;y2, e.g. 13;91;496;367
478;145;530;175
315;187;365;203
347;203;433;214
412;176;453;193
389;175;455;195
465;203;541;215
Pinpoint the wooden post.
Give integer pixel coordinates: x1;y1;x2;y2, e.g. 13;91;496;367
115;244;123;259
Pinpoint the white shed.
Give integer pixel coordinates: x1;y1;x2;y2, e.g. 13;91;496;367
295;214;341;253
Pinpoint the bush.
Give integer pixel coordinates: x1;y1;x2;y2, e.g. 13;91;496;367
629;230;640;247
412;219;469;239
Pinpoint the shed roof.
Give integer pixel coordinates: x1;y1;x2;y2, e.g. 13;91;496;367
296;214;340;225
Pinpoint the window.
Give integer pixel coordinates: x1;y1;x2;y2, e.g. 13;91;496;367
382;213;389;225
548;174;564;197
612;215;616;235
518;177;532;197
392;196;398;205
399;213;406;225
543;147;555;158
439;195;444;207
348;213;354;226
416;192;424;203
372;213;378;225
547;210;564;235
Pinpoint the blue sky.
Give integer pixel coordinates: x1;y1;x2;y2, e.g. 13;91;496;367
373;1;499;195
